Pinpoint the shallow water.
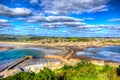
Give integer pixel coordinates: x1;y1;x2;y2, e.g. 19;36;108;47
77;46;120;62
0;48;45;69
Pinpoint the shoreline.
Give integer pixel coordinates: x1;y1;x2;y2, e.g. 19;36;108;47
0;41;120;64
0;41;120;78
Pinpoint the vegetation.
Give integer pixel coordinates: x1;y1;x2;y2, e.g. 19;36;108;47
1;35;120;44
103;39;120;43
1;35;120;45
1;61;120;80
0;35;97;42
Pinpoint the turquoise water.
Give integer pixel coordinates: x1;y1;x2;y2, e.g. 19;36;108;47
77;46;120;62
0;49;45;69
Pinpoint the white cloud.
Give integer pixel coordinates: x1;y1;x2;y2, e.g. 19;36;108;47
0;4;32;16
30;0;39;4
87;5;108;13
0;19;10;27
40;0;109;14
109;18;120;22
27;15;83;23
27;15;86;28
101;25;120;30
0;19;8;23
15;17;26;21
41;22;86;28
84;17;94;20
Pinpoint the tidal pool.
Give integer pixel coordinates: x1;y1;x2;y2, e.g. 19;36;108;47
77;46;120;62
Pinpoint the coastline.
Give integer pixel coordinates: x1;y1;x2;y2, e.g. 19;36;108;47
0;41;120;78
1;41;120;63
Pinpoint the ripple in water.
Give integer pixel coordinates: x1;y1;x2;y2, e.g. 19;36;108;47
77;46;120;62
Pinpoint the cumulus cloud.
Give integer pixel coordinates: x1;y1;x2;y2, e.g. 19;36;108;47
41;22;86;28
27;15;83;23
87;5;108;13
109;18;120;22
27;15;86;28
0;4;32;16
103;25;120;30
40;0;109;14
0;19;10;27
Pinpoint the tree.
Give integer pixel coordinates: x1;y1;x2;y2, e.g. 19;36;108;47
117;65;120;76
2;72;35;80
34;68;54;80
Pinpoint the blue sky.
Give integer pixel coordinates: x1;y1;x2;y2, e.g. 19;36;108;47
0;0;120;37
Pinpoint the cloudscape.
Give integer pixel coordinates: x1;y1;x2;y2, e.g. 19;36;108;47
0;0;120;37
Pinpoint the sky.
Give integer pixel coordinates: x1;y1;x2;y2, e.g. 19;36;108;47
0;0;120;37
